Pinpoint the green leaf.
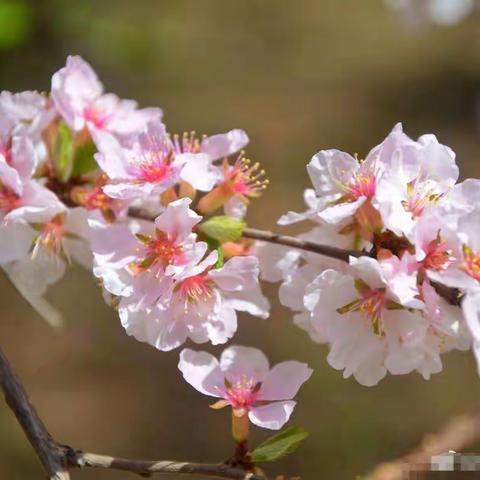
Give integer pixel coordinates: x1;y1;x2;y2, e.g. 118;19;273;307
71;139;98;177
201;235;225;269
215;246;224;269
53;121;75;183
251;426;309;463
199;216;246;243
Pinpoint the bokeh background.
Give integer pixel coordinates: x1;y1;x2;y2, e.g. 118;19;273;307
1;0;480;478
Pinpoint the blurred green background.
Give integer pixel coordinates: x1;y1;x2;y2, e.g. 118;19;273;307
1;0;480;478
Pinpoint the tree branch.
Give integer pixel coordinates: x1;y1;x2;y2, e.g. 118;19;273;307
242;227;365;262
67;451;259;479
0;345;263;480
0;347;69;479
368;411;480;479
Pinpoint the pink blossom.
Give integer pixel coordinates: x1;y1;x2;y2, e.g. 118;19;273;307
178;346;312;430
90;198;207;309
282;124;419;235
174;128;249;193
0;91;54;144
301;266;429;386
428;206;480;291
0;148;65;264
51;56;161;138
94;121;181;200
197;154;268;215
120;255;269;351
375;131;458;237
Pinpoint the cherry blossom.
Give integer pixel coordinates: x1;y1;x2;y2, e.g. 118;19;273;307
0;90;54;144
89;198;208;310
51;55;161;138
120;254;269;351
93;121;182;200
178;346;312;430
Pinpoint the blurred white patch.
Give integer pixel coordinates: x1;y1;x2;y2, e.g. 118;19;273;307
386;0;475;26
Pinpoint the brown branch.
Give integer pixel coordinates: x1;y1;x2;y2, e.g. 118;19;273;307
67;451;259;479
0;347;69;479
0;345;263;480
242;227;365;262
368;411;480;480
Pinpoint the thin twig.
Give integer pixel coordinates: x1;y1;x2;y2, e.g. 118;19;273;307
242;227;366;262
67;451;260;479
0;345;263;480
368;411;480;479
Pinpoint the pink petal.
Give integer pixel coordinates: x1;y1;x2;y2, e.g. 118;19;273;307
0;222;35;263
120;307;188;352
257;361;312;401
219;345;269;382
176;153;220;192
154;198;202;243
200;129;249;160
249;401;296;430
11;136;37;180
463;290;480;342
51;55;103;131
178;349;224;397
209;256;260;292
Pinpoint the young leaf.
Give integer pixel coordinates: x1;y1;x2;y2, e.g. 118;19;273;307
251;426;308;463
199;216;246;243
201;234;225;269
71;139;98;177
215;246;224;269
53;121;75;183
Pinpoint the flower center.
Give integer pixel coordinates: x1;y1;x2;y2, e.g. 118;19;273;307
170;131;203;155
402;183;440;218
130;150;174;184
345;170;376;200
179;274;213;304
423;237;454;271
226;155;269;197
463;245;480;281
131;231;183;274
224;375;259;409
34;214;65;257
337;282;387;336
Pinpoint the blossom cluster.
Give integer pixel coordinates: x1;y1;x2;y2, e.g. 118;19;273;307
0;55;310;431
259;123;480;386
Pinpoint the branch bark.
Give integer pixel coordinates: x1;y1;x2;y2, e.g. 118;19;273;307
67;451;259;479
242;227;365;262
0;347;69;479
0;345;263;480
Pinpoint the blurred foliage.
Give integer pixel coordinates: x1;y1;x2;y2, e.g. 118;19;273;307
1;1;480;479
0;0;32;49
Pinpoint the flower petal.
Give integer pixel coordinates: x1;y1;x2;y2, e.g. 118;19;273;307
249;401;296;430
178;348;224;397
257;361;312;401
